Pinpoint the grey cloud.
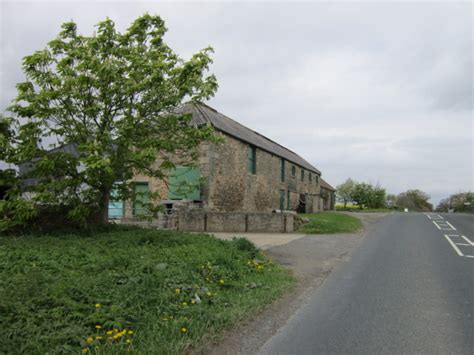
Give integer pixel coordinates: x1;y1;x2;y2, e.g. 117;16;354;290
1;1;472;205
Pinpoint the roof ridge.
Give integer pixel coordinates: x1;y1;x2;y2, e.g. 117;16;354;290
195;102;317;170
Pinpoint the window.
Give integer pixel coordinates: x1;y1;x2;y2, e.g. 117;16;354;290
279;190;285;210
287;190;291;210
291;165;296;177
248;145;257;174
280;158;285;182
133;182;150;216
301;169;304;181
309;173;312;182
316;175;319;184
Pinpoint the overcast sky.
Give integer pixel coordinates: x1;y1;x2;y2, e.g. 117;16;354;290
1;0;472;205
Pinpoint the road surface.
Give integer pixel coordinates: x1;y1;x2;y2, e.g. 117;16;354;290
260;212;473;354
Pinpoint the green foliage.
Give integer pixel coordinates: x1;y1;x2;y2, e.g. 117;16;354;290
0;227;294;353
396;189;432;212
351;182;386;209
299;212;363;234
4;14;219;228
336;178;356;208
436;191;473;213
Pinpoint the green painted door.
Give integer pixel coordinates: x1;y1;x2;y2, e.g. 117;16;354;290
280;190;285;210
169;166;201;200
133;182;150;216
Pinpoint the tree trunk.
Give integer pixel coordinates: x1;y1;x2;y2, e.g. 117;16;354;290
90;190;110;225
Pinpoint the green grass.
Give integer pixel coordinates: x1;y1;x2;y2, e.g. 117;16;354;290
299;212;363;234
0;226;294;354
335;204;397;213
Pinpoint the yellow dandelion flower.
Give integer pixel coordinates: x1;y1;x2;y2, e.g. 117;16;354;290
191;300;196;304
207;292;212;296
182;302;188;306
95;325;102;329
95;336;102;340
219;279;224;284
106;330;113;335
175;288;180;294
114;329;118;333
180;327;188;333
82;348;89;353
126;339;132;344
86;337;94;344
95;303;101;308
128;330;134;334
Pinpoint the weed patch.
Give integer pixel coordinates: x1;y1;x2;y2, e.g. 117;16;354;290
0;227;294;353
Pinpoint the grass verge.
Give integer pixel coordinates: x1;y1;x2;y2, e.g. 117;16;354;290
299;212;363;234
0;226;294;354
335;204;397;213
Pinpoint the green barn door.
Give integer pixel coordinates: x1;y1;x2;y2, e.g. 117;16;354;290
133;182;150;216
169;166;201;200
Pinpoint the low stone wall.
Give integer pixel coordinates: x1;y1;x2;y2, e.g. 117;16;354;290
119;213;178;229
177;210;295;233
120;210;296;233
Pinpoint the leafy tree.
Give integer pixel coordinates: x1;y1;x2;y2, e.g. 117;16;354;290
396;189;432;212
351;182;372;209
385;193;397;208
336;178;356;208
367;184;386;209
3;14;218;227
349;182;386;210
436;192;474;212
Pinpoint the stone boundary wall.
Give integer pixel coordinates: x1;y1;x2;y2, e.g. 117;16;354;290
119;210;296;233
178;210;296;233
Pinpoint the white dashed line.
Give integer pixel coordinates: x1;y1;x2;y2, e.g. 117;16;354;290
444;235;464;256
445;221;457;230
433;221;442;230
437;214;444;219
460;235;474;246
427;215;432;219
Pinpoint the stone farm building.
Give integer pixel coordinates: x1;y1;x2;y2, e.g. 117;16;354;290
114;102;335;218
320;179;336;211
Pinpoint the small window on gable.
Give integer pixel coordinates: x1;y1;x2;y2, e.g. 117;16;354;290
291;165;296;177
248;145;257;175
301;169;304;181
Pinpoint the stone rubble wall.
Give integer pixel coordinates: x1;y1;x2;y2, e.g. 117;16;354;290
119;210;296;233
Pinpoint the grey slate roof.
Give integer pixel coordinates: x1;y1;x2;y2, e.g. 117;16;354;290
178;102;321;174
320;178;336;191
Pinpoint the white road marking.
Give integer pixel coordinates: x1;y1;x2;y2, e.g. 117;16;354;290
460;235;474;246
444;235;464;256
433;221;442;230
465;255;474;258
445;221;457;230
454;243;472;247
427;215;432;219
437;214;444;219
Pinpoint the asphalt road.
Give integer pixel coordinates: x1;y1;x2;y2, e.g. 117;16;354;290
260;212;474;355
